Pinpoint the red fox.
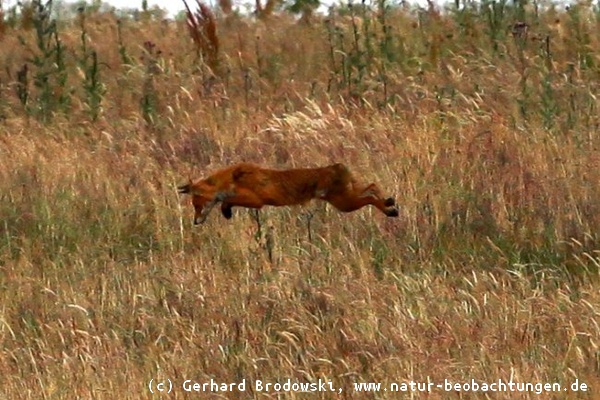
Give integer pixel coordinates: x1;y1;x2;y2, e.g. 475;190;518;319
178;163;399;224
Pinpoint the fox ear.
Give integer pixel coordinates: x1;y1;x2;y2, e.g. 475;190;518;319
177;179;194;194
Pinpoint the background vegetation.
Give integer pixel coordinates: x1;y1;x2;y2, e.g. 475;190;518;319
0;0;599;398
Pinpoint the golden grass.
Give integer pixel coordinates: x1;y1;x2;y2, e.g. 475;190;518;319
183;0;220;73
0;3;599;399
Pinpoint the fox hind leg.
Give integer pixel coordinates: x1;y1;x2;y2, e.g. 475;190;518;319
326;183;399;217
361;184;399;217
362;184;397;211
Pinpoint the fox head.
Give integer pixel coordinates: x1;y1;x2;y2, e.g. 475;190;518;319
178;180;213;225
178;180;230;224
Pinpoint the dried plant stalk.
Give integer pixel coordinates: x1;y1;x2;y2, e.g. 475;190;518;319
183;0;220;73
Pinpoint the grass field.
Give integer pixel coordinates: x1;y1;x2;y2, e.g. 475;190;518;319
0;0;599;398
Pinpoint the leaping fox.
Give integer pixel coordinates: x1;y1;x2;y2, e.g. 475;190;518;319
178;163;399;224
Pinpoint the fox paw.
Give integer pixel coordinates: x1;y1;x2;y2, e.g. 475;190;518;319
384;197;396;207
385;207;399;217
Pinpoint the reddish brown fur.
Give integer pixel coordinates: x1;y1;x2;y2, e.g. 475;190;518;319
178;163;399;224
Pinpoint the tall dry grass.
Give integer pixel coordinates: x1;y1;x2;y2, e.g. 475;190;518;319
0;1;599;398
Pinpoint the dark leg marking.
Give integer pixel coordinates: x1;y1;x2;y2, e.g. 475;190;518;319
221;204;233;219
